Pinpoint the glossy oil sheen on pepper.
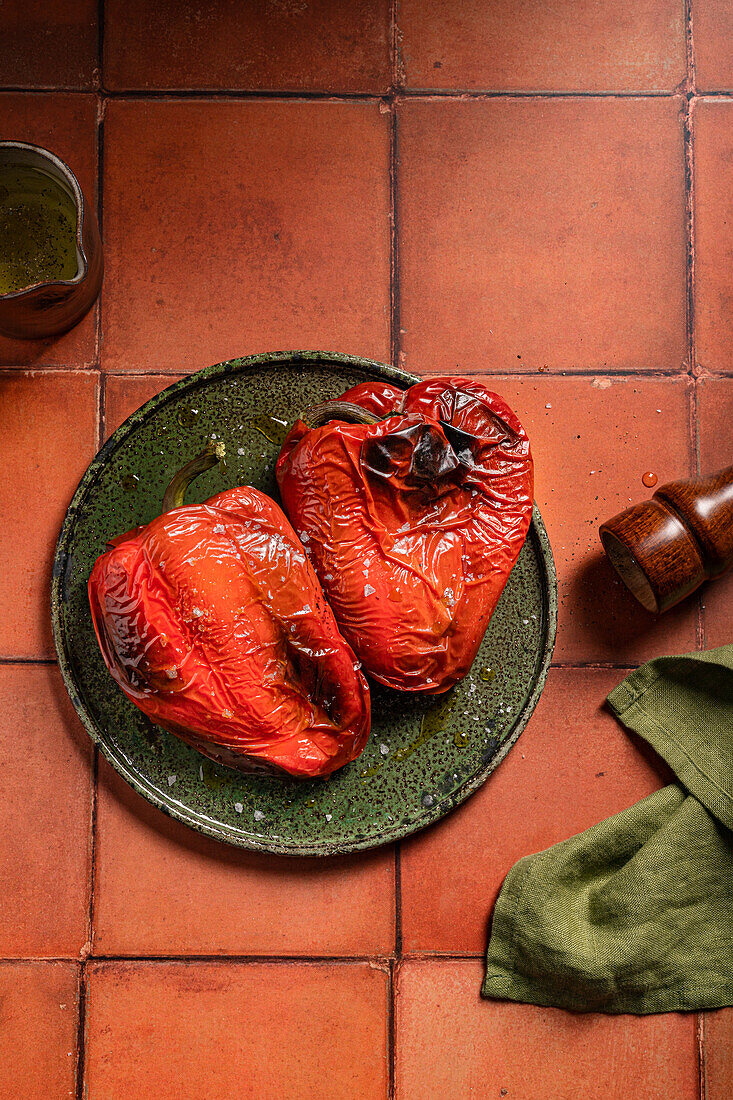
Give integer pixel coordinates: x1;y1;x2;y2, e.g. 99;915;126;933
276;378;534;694
88;484;371;779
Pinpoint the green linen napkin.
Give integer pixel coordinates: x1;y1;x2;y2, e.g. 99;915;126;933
483;645;733;1014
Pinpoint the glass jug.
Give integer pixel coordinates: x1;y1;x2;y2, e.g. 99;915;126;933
0;141;103;339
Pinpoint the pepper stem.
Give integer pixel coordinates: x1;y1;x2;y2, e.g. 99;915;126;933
161;441;226;513
303;400;382;429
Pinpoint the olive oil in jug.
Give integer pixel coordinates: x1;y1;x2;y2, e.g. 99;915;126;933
0;164;78;295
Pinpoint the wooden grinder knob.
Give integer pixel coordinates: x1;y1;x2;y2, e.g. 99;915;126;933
599;465;733;613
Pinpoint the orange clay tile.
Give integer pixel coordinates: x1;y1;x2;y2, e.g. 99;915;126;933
400;667;669;955
104;374;184;436
698;375;733;648
0;961;79;1100
103;0;391;93
0;666;92;957
397;97;688;375
694;99;733;372
93;760;395;956
101;100;391;374
0;371;97;657
0;94;98;367
695;0;733;91
476;374;697;663
395;958;699;1100
397;0;686;92
0;1;97;89
85;960;389;1099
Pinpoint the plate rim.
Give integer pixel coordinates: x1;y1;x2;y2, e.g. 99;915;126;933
52;350;558;857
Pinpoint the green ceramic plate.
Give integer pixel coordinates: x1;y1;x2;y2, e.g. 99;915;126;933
52;351;557;856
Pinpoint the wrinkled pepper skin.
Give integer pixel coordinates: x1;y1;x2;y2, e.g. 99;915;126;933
276;378;533;694
88;485;371;778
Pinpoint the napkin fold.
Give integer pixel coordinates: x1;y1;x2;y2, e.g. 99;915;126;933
483;646;733;1014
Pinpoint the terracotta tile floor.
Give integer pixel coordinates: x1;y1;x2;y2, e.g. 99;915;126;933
1;4;731;1097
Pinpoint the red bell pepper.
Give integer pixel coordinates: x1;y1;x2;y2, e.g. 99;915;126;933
88;446;371;778
276;378;534;694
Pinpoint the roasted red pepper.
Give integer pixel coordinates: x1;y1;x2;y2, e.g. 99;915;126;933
88;447;370;778
276;378;533;694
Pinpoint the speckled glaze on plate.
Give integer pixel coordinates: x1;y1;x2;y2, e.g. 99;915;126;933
52;351;557;856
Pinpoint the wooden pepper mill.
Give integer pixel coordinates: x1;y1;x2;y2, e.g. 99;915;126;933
599;464;733;613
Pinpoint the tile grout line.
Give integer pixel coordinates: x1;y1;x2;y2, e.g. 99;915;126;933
389;97;400;372
684;0;698;390
685;11;707;1093
97;0;105;94
85;747;100;957
391;0;396;91
393;88;695;101
0;656;57;664
0;367;101;377
698;1012;708;1100
59;954;399;964
387;957;396;1100
683;1;705;658
98;373;107;443
0;952;494;964
93;91;102;388
551;661;636;670
10;365;729;379
6;85;733;101
96;89;106;382
74;962;89;1100
0;84;97;93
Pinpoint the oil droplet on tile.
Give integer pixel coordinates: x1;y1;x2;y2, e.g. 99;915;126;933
479;667;496;682
642;471;658;488
121;473;139;492
177;407;199;428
